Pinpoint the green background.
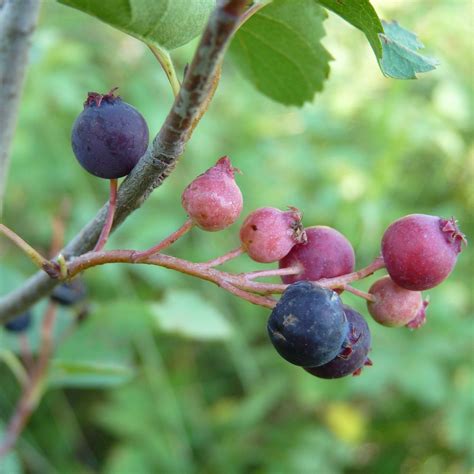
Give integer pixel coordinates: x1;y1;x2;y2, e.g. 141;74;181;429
0;0;472;472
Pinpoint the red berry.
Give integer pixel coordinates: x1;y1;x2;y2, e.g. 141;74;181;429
181;156;243;231
381;214;466;291
279;226;355;284
367;275;428;328
240;207;306;263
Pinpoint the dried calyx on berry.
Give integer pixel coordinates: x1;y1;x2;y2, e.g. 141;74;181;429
305;305;372;379
181;156;243;231
240;206;306;263
71;88;149;179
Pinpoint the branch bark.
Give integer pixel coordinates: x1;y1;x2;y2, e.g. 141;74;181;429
0;0;248;322
0;0;41;216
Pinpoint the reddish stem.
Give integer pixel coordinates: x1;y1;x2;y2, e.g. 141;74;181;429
202;246;244;267
93;178;118;252
0;303;57;458
343;285;376;303
243;265;301;280
132;218;194;262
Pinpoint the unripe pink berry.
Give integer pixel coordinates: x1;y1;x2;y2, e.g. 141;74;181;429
181;156;243;231
279;226;355;284
367;276;428;328
381;214;466;291
240;207;306;263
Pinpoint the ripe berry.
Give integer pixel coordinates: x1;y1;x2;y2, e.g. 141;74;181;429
305;306;372;379
267;281;348;367
382;215;466;291
367;275;428;328
240;207;306;263
71;89;149;179
279;226;355;285
50;279;87;307
4;311;32;333
181;156;243;231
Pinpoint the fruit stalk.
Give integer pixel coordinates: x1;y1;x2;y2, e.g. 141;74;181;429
93;179;118;252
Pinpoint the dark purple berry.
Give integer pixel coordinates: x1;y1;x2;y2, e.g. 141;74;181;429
50;279;87;307
4;311;32;333
305;306;371;379
267;281;349;367
381;215;465;291
181;156;243;231
71;89;149;179
279;226;355;285
240;207;306;263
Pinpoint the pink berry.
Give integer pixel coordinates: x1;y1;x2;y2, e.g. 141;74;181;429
381;214;466;291
240;207;306;263
279;226;355;284
181;156;243;231
367;275;428;328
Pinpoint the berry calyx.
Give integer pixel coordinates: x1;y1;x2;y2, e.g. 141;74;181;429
406;299;429;329
305;306;372;379
181;156;243;231
267;281;348;367
4;311;32;333
279;226;355;285
71;88;149;179
381;214;466;291
240;207;306;263
367;275;428;328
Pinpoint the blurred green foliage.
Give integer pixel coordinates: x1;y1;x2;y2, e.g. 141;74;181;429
0;0;472;473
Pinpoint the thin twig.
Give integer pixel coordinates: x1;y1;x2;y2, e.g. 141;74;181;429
201;246;244;267
132;218;194;262
243;265;301;280
343;285;376;303
0;303;57;458
93;178;118;252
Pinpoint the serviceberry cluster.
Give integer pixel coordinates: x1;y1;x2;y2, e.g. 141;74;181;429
1;91;467;383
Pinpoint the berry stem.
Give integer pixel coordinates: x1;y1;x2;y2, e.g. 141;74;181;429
132;218;194;262
219;281;276;308
0;223;54;272
93;178;118;252
243;265;302;280
202;246;244;267
148;44;181;97
315;257;386;290
0;302;57;458
0;349;28;387
343;285;376;303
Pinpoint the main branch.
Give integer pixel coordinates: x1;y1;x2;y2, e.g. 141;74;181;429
0;0;41;215
0;0;248;323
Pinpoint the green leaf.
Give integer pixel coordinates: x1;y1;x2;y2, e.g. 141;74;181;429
57;0;215;50
48;359;134;388
379;20;439;79
316;0;383;58
229;0;332;106
316;0;438;79
151;290;232;340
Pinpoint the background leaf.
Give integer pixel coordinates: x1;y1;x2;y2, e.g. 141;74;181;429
151;289;232;340
317;0;438;79
229;0;332;106
48;359;134;388
379;20;439;79
57;0;215;50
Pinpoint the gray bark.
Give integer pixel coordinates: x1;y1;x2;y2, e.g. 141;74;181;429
0;0;41;216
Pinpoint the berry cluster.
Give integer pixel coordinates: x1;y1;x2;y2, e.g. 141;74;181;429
178;157;465;379
3;91;464;383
